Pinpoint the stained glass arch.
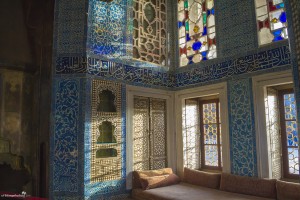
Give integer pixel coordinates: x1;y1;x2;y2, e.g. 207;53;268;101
178;0;217;67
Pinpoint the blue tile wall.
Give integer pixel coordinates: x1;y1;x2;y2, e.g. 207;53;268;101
54;0;88;55
228;78;258;177
51;78;86;199
87;0;128;57
175;45;291;88
50;0;300;199
216;0;258;58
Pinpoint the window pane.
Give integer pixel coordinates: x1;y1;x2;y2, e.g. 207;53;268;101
255;0;288;45
285;121;298;147
203;102;217;123
288;148;299;175
204;145;218;166
204;124;218;144
284;93;296;120
133;0;167;65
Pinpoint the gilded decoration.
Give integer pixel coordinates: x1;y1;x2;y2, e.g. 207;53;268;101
91;80;122;182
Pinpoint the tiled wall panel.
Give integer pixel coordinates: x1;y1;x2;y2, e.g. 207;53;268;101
228;78;257;177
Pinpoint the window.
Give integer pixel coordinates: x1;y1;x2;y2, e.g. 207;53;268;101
278;89;299;179
183;96;222;171
133;0;168;66
265;85;299;180
255;0;288;46
178;0;217;67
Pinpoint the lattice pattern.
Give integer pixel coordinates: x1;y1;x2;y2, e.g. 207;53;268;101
150;98;167;169
133;0;168;65
133;96;167;171
178;0;217;66
282;93;299;175
201;101;221;168
133;97;150;171
265;88;282;179
255;0;288;45
91;80;122;182
182;99;200;169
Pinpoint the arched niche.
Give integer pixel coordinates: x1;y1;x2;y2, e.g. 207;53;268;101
97;121;116;144
96;148;117;158
97;89;117;112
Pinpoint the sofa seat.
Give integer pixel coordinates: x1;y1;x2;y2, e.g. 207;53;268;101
132;182;274;200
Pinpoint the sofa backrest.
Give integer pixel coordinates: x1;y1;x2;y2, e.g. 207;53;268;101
276;180;300;200
220;173;277;199
183;167;221;189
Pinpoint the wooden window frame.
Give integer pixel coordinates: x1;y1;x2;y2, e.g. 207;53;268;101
199;99;222;171
278;89;299;180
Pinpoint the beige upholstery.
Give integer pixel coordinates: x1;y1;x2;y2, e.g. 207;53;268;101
183;167;221;189
276;180;300;200
140;173;181;190
220;173;277;199
132;182;274;200
132;168;173;189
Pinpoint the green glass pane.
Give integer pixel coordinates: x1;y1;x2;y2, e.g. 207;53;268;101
203;12;207;25
185;21;189;31
184;0;188;9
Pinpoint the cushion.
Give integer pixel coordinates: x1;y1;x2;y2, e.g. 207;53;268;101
276;180;300;200
132;168;173;189
183;168;221;189
220;173;277;199
140;173;181;190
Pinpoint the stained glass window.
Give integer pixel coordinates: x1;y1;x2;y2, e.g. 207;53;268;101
200;100;222;169
255;0;288;45
178;0;217;67
133;0;168;66
183;97;222;170
279;90;299;178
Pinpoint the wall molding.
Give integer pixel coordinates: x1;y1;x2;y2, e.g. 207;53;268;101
126;85;175;189
174;82;230;177
252;70;293;178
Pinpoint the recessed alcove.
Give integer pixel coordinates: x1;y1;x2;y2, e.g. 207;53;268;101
96;148;117;158
97;121;117;144
97;89;117;113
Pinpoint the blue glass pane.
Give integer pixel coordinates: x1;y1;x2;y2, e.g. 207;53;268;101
192;41;202;50
203;27;207;36
211;8;215;15
207;9;211;16
273;36;284;41
186;34;191;41
279;12;287;23
178;21;183;28
273;30;282;37
276;3;284;9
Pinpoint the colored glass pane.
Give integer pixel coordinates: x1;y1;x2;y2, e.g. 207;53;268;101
255;0;288;45
204;124;218;144
203;103;217;123
285;121;298;146
204;145;218;166
178;0;216;67
284;94;296;120
288;148;299;175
